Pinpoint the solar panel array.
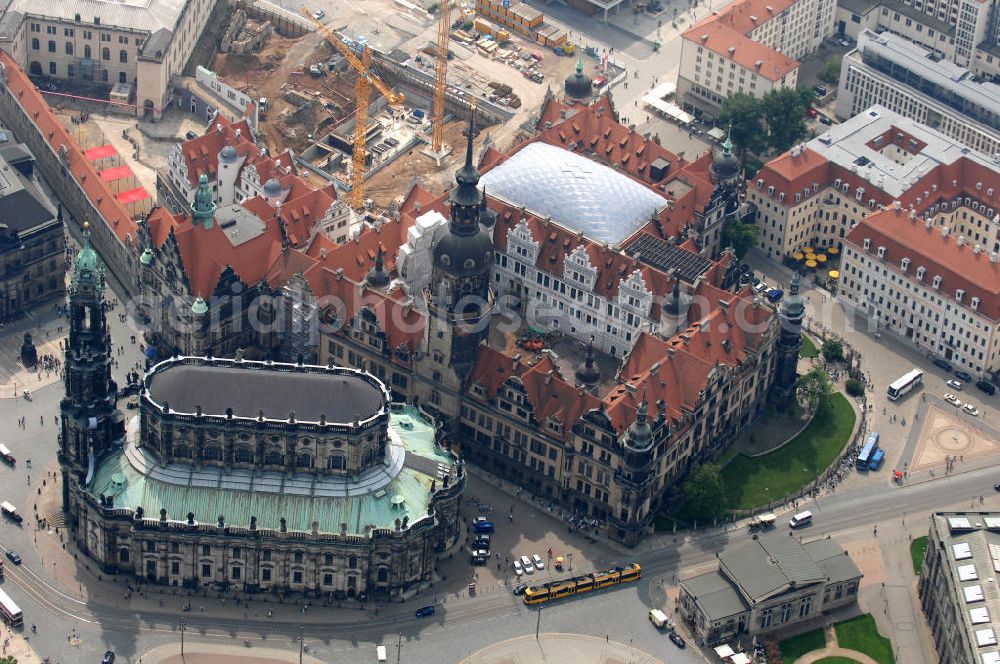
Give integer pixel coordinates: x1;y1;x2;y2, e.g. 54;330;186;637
625;234;712;283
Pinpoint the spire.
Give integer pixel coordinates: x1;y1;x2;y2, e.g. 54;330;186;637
461;104;477;183
722;126;733;155
367;244;391;287
576;57;584;75
574;335;601;389
71;218;103;291
448;103;485;229
191;174;217;229
636;393;648;424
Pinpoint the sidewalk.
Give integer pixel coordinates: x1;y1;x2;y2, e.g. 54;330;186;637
460;632;664;664
141;641;325;664
0;306;66;399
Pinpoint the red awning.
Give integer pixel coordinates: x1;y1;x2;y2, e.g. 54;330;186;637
117;187;149;204
99;165;133;182
84;144;117;161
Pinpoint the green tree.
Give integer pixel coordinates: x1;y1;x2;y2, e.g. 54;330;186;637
682;463;726;522
845;378;864;397
796;366;832;412
821;338;844;362
721;218;760;259
0;656;18;664
817;56;842;85
719;93;765;161
761;88;813;153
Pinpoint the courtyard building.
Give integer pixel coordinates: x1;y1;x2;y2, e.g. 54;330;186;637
919;512;1000;664
679;532;862;645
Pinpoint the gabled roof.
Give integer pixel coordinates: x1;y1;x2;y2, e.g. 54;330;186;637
720;532;829;604
0;50;139;245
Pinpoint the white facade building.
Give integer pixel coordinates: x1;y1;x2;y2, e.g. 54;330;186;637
840;207;1000;375
837;31;1000;157
0;0;216;118
677;0;835;118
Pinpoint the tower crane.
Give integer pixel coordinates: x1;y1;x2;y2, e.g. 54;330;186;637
430;0;452;163
303;10;405;209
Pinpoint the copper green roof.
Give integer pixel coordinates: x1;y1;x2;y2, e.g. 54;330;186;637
88;407;455;535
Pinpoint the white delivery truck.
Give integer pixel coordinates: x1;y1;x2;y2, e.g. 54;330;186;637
648;608;669;628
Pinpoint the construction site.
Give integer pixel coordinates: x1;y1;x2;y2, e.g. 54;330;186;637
200;0;597;208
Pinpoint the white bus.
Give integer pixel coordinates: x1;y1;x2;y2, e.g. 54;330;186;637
887;368;924;400
0;587;22;626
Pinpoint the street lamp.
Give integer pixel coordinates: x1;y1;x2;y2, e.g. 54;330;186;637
299;625;304;664
179;616;187;656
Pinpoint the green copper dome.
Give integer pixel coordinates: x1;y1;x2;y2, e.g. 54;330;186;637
191;296;208;315
139;247;154;266
191;174;217;229
75;221;99;272
71;219;104;292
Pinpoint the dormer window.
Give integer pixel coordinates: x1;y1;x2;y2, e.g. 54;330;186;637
916;266;926;281
877;246;886;259
863;238;871;251
972;297;981;311
932;275;942;290
956;289;965;302
767;185;775;196
900;257;910;271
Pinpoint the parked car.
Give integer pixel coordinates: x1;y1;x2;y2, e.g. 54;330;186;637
5;551;20;565
933;358;953;371
532;554;545;570
184;131;197;141
311;9;325;19
955;371;973;382
964;403;980;416
754;282;769;293
807;107;818;118
520;555;534;574
947;379;964;390
473;535;491;550
819;116;833;125
977;380;997;395
813;85;827;97
512;583;529;595
669;632;686;648
944;393;962;407
102;652;116;664
766;289;784;302
513;560;524;576
473;518;495;534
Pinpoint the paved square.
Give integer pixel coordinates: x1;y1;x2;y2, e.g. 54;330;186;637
909;404;1000;470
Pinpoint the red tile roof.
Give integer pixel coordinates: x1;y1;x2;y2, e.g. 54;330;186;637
845;206;1000;320
0;50;139;246
682;10;798;82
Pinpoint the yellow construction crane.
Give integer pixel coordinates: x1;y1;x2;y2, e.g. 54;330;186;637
431;1;452;158
302;10;405;209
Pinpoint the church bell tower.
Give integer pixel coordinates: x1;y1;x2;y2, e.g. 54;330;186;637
60;222;124;518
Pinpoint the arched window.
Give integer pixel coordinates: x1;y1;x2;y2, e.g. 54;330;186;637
119;49;127;63
174;444;190;459
119;548;130;563
296;453;312;468
377;567;388;582
326;454;345;470
348;555;358;569
234;446;253;463
101;47;110;61
266;451;283;466
204;446;222;461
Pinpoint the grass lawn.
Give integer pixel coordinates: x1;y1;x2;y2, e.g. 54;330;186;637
779;628;827;662
814;658;863;664
835;614;896;664
721;393;855;510
800;333;819;358
910;536;929;575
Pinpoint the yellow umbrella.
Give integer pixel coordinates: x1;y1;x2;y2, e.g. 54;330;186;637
805;259;818;269
802;246;814;253
827;246;839;255
805;253;817;261
817;254;828;263
791;252;805;260
829;270;840;279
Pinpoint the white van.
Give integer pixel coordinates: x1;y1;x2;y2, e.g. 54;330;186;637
648;608;669;628
789;511;813;528
376;645;387;662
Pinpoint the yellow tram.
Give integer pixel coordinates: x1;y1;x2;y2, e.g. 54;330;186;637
523;562;641;605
